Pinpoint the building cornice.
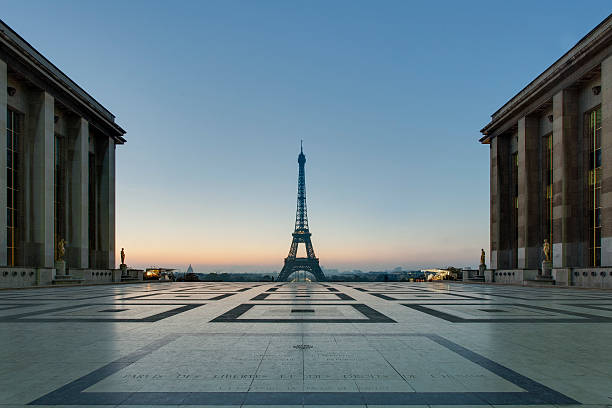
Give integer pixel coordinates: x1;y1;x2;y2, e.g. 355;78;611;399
0;19;126;143
480;14;612;144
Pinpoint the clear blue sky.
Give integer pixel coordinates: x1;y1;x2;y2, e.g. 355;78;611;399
2;1;610;272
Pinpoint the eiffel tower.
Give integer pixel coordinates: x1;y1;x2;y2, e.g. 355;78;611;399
277;142;326;282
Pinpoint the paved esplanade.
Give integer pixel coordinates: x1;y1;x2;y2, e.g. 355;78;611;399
1;282;611;407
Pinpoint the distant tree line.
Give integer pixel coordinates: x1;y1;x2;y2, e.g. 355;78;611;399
177;272;274;282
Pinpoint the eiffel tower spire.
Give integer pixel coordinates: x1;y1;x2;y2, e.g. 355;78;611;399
295;140;308;232
277;143;326;282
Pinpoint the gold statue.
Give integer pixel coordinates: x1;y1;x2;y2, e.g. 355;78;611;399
121;248;126;265
480;248;486;265
543;239;551;262
57;238;66;261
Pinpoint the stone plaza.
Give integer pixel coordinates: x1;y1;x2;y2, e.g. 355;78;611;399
1;281;611;407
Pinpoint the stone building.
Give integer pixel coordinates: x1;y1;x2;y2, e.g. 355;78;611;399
480;15;612;288
0;20;126;287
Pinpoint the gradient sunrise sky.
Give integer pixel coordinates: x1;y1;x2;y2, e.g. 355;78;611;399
2;1;611;272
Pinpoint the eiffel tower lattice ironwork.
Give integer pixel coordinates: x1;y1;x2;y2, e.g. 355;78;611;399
277;142;326;282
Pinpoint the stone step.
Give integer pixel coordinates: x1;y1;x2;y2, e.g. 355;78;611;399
52;275;84;285
524;279;555;286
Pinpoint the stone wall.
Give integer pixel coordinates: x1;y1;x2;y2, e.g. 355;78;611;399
481;267;612;288
0;267;138;288
571;268;612;289
492;269;538;284
0;267;53;288
462;269;478;281
70;269;116;283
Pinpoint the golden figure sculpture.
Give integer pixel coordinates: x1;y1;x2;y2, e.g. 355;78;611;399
543;239;551;262
121;248;126;265
480;248;486;265
57;238;66;261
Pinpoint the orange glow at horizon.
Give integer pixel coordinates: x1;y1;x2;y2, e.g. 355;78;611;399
117;236;482;271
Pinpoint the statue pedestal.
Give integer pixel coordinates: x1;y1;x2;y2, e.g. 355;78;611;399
538;261;553;281
120;264;128;276
54;260;66;277
478;264;486;276
52;260;83;284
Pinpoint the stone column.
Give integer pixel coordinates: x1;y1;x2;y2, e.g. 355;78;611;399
490;136;500;269
552;89;579;268
26;91;55;268
68;117;89;268
0;60;7;265
100;138;115;269
517;116;540;268
494;134;513;269
601;55;612;266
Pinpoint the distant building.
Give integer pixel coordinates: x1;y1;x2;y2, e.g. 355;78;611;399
1;20;125;287
144;268;175;280
421;269;450;280
479;15;612;288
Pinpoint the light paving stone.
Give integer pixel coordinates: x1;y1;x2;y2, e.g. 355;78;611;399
2;281;612;406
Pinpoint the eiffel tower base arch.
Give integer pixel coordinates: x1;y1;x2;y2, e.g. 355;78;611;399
277;258;326;282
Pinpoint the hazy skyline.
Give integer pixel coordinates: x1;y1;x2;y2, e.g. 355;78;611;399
2;1;611;273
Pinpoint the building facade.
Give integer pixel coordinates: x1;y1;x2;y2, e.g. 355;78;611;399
0;20;126;287
480;15;612;288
